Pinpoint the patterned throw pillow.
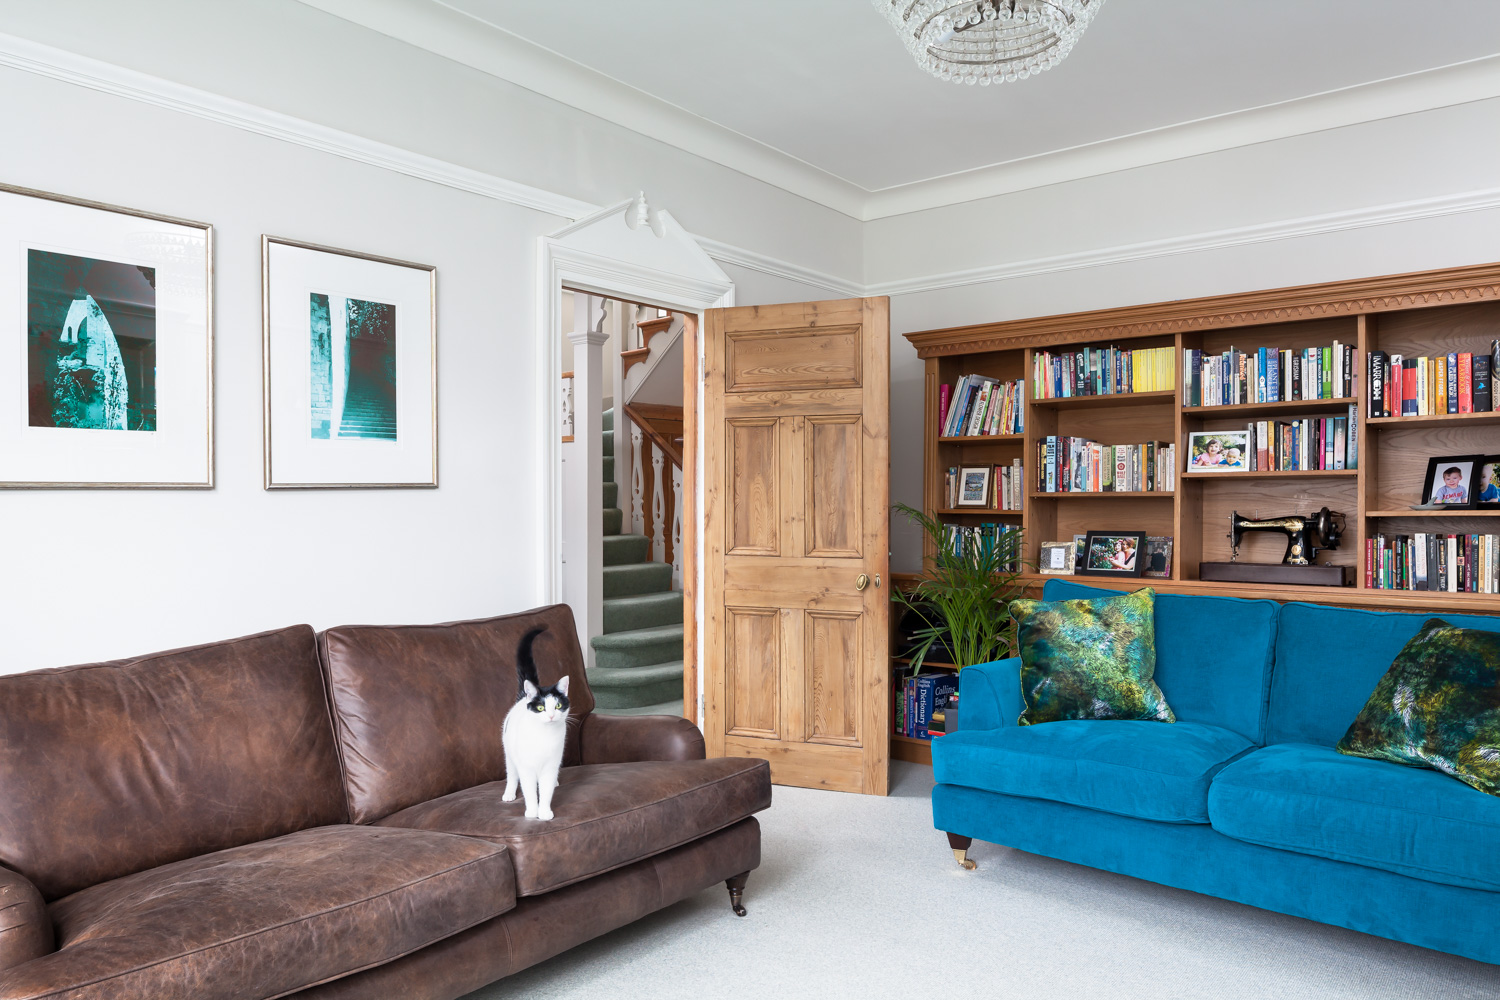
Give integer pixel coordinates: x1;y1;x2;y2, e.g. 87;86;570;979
1008;587;1175;726
1337;618;1500;796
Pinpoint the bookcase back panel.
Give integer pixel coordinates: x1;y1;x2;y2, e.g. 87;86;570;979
1188;317;1357;357
1374;424;1497;511
1194;478;1359;569
1374;515;1500;537
937;350;1023;386
1039;496;1175;549
1373;301;1500;359
1051;406;1175;445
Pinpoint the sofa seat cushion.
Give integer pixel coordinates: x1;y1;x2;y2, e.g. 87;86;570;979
375;758;772;896
0;825;515;1000
1208;743;1500;891
932;720;1254;824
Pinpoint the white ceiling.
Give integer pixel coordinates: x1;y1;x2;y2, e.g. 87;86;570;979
445;0;1500;190
302;0;1500;218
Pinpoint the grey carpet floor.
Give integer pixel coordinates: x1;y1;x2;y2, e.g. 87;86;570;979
462;762;1500;1000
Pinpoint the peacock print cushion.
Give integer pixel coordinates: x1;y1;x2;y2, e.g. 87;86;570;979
1008;587;1175;726
1337;618;1500;796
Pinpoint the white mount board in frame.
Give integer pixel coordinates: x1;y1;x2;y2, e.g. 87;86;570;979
262;236;437;489
0;184;213;488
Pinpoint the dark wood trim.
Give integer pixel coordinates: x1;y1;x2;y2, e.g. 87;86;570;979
681;314;699;724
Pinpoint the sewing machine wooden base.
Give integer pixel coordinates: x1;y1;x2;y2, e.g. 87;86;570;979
1199;562;1352;587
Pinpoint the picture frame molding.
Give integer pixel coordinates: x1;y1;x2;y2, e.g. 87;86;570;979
1077;530;1148;578
1;182;214;489
261;234;437;490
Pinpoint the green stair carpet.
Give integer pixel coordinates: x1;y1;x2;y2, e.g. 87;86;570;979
590;408;684;716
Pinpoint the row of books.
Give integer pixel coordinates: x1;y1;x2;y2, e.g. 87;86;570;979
893;672;959;741
1367;344;1497;417
1236;413;1358;472
943;459;1024;510
1034;437;1175;493
1366;533;1500;594
942;523;1022;572
1184;343;1356;407
1031;345;1175;399
939;375;1024;436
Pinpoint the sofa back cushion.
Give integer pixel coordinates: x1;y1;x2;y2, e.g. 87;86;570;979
1039;581;1278;742
318;605;593;824
1269;602;1500;747
0;626;347;900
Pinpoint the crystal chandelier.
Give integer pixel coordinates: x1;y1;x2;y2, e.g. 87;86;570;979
873;0;1103;85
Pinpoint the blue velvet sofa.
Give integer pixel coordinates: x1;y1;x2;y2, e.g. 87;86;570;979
931;579;1500;964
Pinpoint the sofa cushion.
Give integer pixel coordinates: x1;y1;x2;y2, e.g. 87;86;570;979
0;626;347;901
1337;618;1500;795
1269;602;1500;747
1208;743;1500;891
375;758;771;895
1010;587;1175;725
319;606;594;824
932;720;1255;823
1041;579;1278;742
0;825;514;1000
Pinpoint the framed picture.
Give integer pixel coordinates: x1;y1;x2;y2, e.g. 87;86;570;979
1187;430;1249;472
1420;455;1483;508
263;237;436;488
1143;536;1174;578
1475;457;1500;507
1;184;212;487
1038;541;1076;575
1073;533;1087;566
955;465;991;507
1078;531;1147;578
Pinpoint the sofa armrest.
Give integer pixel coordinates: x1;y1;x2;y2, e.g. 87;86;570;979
0;865;52;972
956;658;1023;731
579;712;706;764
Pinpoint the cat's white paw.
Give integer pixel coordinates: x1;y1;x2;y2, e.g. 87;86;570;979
524;805;538;818
501;790;517;802
537;808;553;821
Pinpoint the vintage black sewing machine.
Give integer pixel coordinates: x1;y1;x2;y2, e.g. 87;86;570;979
1199;507;1351;587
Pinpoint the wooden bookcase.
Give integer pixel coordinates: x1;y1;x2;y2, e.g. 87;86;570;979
891;261;1500;765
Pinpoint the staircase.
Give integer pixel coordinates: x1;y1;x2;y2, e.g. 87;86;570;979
591;406;684;715
339;347;396;440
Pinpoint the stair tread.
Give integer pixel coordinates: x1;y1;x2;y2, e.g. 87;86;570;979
587;661;685;685
602;591;682;609
591;623;683;650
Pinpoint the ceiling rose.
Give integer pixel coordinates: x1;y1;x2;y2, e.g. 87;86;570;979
873;0;1103;85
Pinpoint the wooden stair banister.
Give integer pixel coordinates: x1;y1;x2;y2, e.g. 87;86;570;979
621;402;685;586
623;316;675;377
623;402;684;469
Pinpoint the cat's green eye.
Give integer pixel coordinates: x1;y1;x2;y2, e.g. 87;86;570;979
532;704;544;711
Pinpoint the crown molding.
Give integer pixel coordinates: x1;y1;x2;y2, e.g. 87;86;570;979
695;238;864;298
0;31;597;221
867;186;1500;297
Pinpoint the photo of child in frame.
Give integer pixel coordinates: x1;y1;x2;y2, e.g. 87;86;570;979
1187;430;1248;471
1420;456;1481;508
1477;458;1500;506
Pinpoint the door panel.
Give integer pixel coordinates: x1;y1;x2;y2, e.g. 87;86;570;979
704;298;890;795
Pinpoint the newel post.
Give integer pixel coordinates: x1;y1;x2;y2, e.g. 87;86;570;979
562;295;609;666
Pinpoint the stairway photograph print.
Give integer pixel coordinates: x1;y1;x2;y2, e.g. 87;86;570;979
263;237;435;489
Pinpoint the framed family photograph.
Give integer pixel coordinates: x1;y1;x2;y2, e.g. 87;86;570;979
1;184;213;487
1143;536;1174;578
956;465;992;507
1186;430;1249;472
1420;455;1483;508
1078;530;1147;578
1479;457;1500;507
1038;540;1076;575
262;237;436;488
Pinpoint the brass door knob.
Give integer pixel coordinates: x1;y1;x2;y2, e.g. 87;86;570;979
856;574;870;591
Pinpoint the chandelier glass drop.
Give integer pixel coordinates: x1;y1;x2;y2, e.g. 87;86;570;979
873;0;1103;85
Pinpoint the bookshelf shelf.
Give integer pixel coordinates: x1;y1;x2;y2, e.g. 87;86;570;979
1032;389;1177;410
1365;411;1500;429
937;433;1024;443
1181;470;1358;480
933;508;1023;517
901;262;1500;764
1182;397;1358;418
1029;491;1174;499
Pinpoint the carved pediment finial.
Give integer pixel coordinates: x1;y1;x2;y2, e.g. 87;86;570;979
624;191;666;238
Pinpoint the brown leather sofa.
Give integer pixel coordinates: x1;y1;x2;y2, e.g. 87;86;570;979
0;605;770;1000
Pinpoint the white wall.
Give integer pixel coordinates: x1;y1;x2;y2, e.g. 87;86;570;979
0;2;860;672
875;98;1500;571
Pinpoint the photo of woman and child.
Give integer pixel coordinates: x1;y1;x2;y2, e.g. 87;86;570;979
1086;535;1139;573
1188;431;1247;471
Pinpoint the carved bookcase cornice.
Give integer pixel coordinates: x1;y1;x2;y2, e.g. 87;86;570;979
905;261;1500;357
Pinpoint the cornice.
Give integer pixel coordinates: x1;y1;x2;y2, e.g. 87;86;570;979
904;261;1500;357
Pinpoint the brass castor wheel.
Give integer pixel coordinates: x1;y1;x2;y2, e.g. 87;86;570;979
726;871;749;916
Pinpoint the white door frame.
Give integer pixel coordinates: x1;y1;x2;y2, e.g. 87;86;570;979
537;197;733;722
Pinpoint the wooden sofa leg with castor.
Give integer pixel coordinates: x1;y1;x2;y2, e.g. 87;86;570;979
947;833;977;870
725;872;750;916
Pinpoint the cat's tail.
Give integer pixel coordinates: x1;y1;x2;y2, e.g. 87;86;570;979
515;626;547;697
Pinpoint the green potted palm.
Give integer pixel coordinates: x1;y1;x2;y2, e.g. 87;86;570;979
891;503;1028;733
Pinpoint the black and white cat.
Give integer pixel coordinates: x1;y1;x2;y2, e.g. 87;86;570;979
501;627;570;821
